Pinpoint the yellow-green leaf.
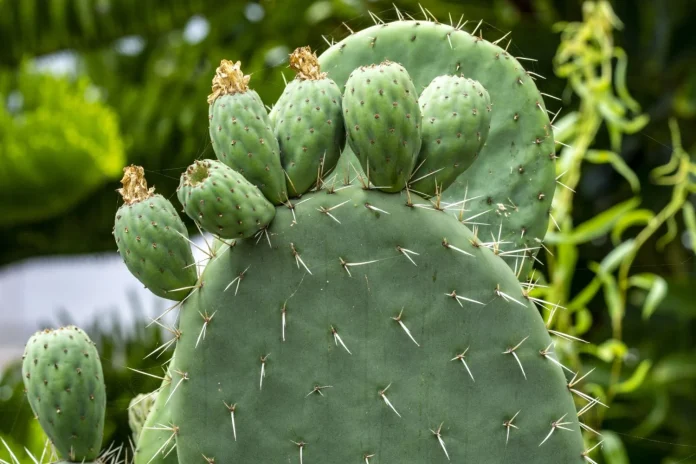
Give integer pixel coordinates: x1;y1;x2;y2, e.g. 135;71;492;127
683;202;696;252
546;197;641;245
611;210;654;245
629;273;668;319
601;431;630;464
589;262;624;333
614;360;652;394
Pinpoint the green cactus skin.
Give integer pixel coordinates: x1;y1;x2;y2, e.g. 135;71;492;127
272;47;346;197
410;75;492;196
319;20;556;277
134;359;178;464
114;166;197;301
21;326;106;462
208;60;286;204
343;61;422;192
129;391;158;443
177;159;276;239
167;185;584;463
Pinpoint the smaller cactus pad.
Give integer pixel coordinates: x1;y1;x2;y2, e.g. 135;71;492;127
134;359;178;464
22;326;106;462
343;61;422;192
129;391;157;443
208;60;286;204
272;47;346;197
114;166;197;301
177;159;276;239
410;75;492;196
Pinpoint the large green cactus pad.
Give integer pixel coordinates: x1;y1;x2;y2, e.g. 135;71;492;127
170;186;583;463
319;20;556;276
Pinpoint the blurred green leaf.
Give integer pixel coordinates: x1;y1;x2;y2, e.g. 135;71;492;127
631;390;669;438
614;360;652;394
552;111;579;143
592;339;628;363
610;210;654;245
652;354;696;385
629;273;668;319
0;65;125;226
569;240;634;309
546;197;641;244
601;431;630;464
589;262;623;333
683;202;696;251
586;149;640;193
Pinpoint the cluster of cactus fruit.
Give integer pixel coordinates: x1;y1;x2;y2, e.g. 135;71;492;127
20;14;602;464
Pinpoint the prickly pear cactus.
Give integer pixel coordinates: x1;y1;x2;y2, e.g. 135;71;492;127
116;14;599;464
319;18;557;277
21;326;106;463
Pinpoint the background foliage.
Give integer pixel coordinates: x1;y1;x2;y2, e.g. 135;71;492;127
0;0;695;463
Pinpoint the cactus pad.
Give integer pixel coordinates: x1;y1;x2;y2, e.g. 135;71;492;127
114;166;197;301
22;326;105;462
169;185;584;463
343;61;422;192
134;360;178;464
177;159;276;239
129;391;157;443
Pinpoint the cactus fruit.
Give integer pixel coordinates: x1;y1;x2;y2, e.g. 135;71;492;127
343;61;422;192
177;159;276;239
114;165;198;301
271;46;346;197
21;326;106;462
208;60;286;204
410;76;492;196
110;15;598;464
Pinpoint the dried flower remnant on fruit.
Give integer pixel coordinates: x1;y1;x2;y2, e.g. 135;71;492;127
289;46;326;81
208;60;251;104
118;165;154;205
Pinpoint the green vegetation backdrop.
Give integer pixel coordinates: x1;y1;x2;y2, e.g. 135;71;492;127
0;1;695;463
